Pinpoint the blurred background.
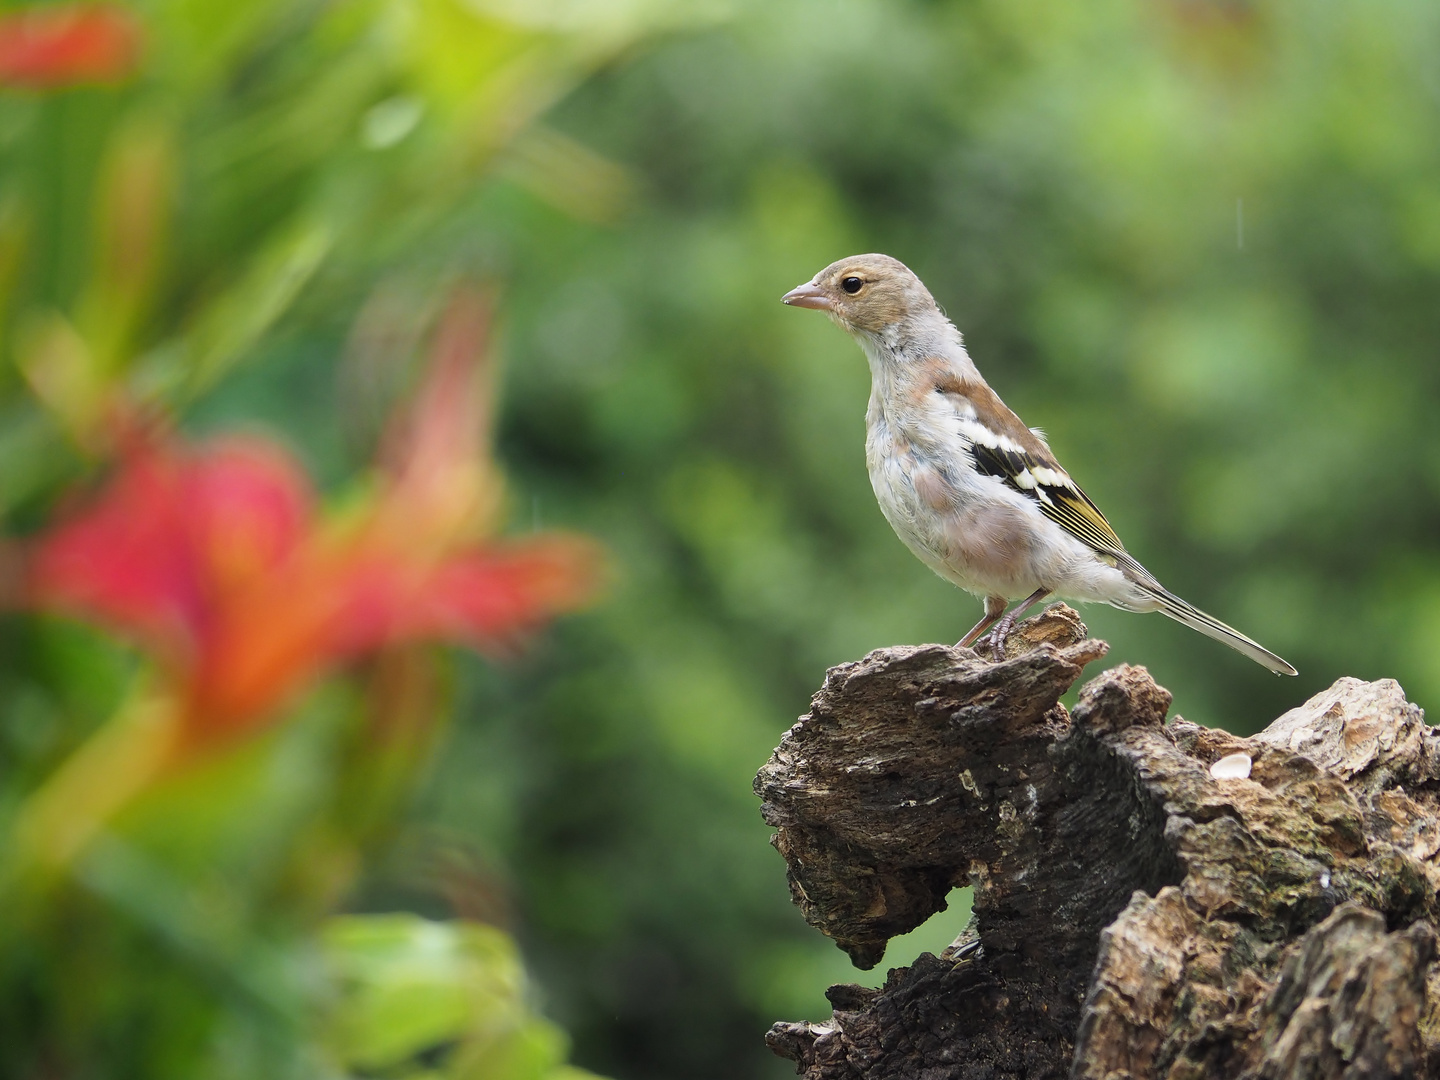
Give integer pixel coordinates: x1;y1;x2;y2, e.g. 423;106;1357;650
2;0;1439;1077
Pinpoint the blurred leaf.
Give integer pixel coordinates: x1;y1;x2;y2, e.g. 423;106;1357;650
499;125;636;224
16;309;107;445
0;189;28;339
80;111;175;370
321;914;605;1080
7;685;176;879
168;218;333;402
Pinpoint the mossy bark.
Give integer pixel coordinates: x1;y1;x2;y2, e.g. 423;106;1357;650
756;605;1440;1079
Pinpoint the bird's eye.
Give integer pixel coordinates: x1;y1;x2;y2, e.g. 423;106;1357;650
841;276;863;294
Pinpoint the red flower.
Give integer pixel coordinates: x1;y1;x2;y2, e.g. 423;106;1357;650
32;439;311;665
0;5;141;88
28;290;601;749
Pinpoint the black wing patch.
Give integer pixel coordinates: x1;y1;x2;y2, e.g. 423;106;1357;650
967;440;1127;556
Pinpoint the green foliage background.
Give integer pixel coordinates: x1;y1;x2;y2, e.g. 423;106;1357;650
4;1;1440;1078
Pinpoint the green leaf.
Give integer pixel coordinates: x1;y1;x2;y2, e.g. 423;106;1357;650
321;914;596;1078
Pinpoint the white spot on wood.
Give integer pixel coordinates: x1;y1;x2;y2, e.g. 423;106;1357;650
1209;752;1253;780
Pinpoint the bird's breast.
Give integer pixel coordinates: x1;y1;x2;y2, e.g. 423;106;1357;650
865;411;973;563
864;404;1059;597
864;402;970;516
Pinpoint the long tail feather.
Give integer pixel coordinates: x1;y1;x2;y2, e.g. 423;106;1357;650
1147;588;1297;676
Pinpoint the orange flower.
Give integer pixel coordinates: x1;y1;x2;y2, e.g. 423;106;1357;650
0;5;141;88
28;289;600;749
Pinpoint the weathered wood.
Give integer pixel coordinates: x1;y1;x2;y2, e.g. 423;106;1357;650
756;605;1440;1079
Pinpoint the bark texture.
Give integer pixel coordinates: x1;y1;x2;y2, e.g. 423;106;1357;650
756;605;1440;1079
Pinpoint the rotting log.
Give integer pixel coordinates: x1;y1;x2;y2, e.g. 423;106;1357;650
755;604;1440;1079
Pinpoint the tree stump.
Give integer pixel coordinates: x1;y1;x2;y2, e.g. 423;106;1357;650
755;605;1440;1079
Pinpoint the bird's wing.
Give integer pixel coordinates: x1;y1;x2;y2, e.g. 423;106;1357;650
935;376;1128;558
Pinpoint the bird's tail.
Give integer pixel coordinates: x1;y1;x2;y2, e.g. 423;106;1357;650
1144;586;1297;676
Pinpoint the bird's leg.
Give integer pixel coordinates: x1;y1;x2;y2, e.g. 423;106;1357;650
957;595;1008;649
985;587;1052;657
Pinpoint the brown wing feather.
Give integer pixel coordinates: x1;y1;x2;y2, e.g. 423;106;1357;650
935;375;1127;556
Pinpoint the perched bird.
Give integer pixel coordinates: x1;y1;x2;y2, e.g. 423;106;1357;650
782;254;1296;675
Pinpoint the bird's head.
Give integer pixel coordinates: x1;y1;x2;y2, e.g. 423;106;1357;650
781;254;938;335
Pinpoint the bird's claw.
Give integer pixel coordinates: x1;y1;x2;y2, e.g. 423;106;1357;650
985;614;1017;660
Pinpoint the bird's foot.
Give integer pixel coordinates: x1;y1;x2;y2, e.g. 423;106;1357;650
985;612;1019;659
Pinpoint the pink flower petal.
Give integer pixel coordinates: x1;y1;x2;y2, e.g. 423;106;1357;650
0;5;141;88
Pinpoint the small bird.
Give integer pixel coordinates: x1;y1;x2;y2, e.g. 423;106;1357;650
782;254;1296;675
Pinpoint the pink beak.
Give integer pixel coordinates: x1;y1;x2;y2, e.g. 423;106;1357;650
781;281;832;311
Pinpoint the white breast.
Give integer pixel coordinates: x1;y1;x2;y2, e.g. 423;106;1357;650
863;389;996;593
863;386;1135;605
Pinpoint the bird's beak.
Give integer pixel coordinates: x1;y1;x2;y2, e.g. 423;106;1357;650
781;281;832;311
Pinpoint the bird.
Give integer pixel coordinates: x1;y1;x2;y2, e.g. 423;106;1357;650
781;253;1297;676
